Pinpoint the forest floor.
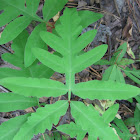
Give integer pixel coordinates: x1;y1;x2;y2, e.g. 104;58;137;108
0;0;140;140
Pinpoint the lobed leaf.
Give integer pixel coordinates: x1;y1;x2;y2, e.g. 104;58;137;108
0;77;67;98
72;80;140;100
71;101;119;140
34;8;107;82
43;0;68;21
1;30;54;79
2;30;29;68
24;23;47;67
78;10;103;28
32;48;64;73
0;93;38;112
0;114;30;140
73;44;107;73
13;101;68;140
0;0;67;44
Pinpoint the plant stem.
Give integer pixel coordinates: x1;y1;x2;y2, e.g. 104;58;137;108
65;72;75;101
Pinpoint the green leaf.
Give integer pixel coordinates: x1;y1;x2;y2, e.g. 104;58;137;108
125;71;140;85
0;6;19;27
0;16;32;44
0;68;30;79
78;10;103;28
13;101;68;140
26;0;40;15
0;77;67;98
121;67;140;84
102;65;125;83
0;0;66;44
135;95;140;104
24;23;47;67
118;58;135;65
73;44;107;73
112;118;133;139
0;93;38;112
102;104;119;124
27;62;54;78
2;30;29;68
102;65;117;81
57;122;87;139
116;67;125;83
122;67;140;77
71;101;119;140
0;114;30;140
33;8;107;101
1;30;54;79
124;117;135;127
73;30;97;54
113;42;127;63
32;48;64;73
94;59;111;65
43;0;68;21
0;0;40;21
134;106;140;135
72;80;140;100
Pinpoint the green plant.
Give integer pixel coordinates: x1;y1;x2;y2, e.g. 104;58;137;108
95;42;140;84
0;0;69;67
0;2;140;140
112;104;140;140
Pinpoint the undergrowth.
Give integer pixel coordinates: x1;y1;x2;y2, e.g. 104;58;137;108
0;0;139;140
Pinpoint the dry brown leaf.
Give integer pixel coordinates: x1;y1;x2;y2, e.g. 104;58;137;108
53;12;60;22
25;107;34;113
127;43;135;59
78;0;87;7
46;22;55;33
122;17;133;39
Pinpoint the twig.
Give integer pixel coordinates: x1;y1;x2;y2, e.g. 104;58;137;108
113;0;121;17
89;66;102;78
42;133;46;140
0;86;9;93
132;0;140;32
77;6;120;20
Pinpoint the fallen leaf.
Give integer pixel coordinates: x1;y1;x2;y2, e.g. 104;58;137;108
127;43;135;59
